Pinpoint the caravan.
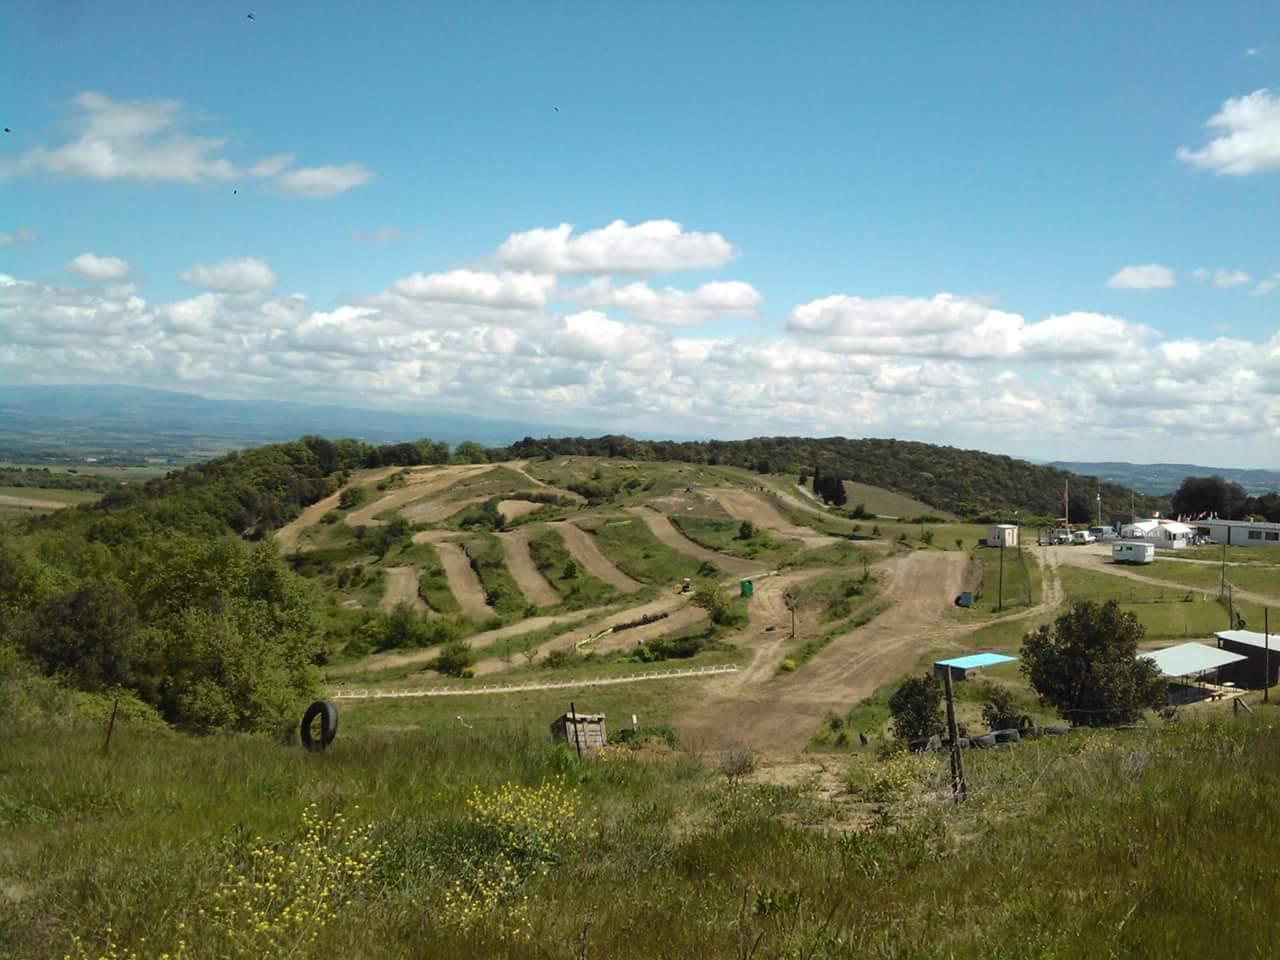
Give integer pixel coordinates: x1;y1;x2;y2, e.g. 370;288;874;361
1112;541;1155;565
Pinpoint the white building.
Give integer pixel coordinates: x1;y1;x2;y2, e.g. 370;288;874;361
1192;518;1280;548
1118;518;1193;550
986;523;1019;548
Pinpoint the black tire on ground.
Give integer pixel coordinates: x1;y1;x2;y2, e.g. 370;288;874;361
1018;715;1040;737
972;733;997;748
994;729;1021;743
1044;725;1070;736
301;700;339;751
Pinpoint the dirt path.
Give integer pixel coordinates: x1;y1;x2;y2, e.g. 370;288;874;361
380;567;427;613
1051;545;1278;606
550;521;643;593
435;541;493;620
331;664;739;699
625;505;762;577
274;466;401;553
0;494;71;511
505;460;587;504
400;495;487;525
497;529;561;607
679;551;1042;752
702;487;836;548
346;465;490;528
499;500;544;523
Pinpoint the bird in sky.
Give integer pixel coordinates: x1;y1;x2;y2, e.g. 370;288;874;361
553;106;559;112
3;128;10;133
247;12;255;21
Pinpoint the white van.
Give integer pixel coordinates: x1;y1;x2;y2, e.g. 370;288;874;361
1071;530;1096;545
1112;541;1155;565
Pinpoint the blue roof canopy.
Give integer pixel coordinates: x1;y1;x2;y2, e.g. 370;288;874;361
935;653;1017;670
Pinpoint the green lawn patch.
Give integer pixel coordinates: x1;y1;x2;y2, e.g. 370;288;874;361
525;527;624;610
588;517;712;584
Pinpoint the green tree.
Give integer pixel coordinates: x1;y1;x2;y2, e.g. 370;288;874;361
433;639;473;677
452;441;489;464
1020;600;1165;727
737;520;755;541
338;485;369;510
17;581;139;692
692;584;738;626
888;673;944;741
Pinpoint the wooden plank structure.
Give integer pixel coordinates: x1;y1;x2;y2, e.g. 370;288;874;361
551;710;607;754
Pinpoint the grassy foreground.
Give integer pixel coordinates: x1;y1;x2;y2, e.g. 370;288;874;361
6;678;1280;959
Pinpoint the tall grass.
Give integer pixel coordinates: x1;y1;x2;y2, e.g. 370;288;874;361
8;679;1280;959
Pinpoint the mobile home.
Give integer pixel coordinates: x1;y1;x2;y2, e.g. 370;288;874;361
1194;518;1280;548
1112;541;1155;565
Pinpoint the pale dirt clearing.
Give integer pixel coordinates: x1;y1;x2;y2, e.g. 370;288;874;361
435;541;493;620
702;487;836;548
380;567;427;613
550;521;643;593
499;499;544;523
329;607;605;677
678;550;1012;752
345;465;490;528
497;528;561;607
0;494;70;511
274;466;402;553
625;505;763;577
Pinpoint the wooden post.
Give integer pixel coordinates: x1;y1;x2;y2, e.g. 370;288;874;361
102;697;120;756
943;670;967;802
569;701;582;759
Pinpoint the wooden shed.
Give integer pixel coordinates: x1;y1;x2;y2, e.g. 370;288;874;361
551;711;607;754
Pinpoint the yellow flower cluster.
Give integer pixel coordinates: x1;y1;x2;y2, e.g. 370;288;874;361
208;802;385;958
847;752;940;803
64;924;188;960
438;781;585;942
593;744;635;764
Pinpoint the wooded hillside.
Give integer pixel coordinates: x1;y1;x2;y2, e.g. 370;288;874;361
502;435;1167;518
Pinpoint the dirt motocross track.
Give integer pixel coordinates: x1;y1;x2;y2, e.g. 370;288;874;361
549;521;643;593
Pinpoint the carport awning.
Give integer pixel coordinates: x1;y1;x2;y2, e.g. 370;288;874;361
935;653;1017;670
1139;642;1246;679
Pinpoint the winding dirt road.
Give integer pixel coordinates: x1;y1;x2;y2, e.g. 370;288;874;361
497;528;561;607
625;505;762;577
380;567;427;613
345;465;491;528
274;467;400;553
435;541;493;620
702;487;836;548
550;521;643;593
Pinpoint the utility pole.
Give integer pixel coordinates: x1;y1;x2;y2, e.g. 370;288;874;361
943;670;967;801
1097;489;1102;529
1266;608;1271;703
997;541;1005;612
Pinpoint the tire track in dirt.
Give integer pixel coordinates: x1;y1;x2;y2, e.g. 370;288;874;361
550;521;643;593
497;529;561;607
345;465;490;528
435;541;493;620
702;487;836;548
380;567;427;613
274;466;401;553
677;550;1056;752
625;505;763;578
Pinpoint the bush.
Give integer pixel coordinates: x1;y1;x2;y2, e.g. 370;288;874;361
338;485;369;510
543;648;584;670
779;658;797;672
737;520;755;541
720;744;756;781
888;673;944;742
980;682;1022;730
432;639;473;677
611;724;681;750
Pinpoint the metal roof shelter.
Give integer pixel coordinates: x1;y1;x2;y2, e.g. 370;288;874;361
1215;630;1277;652
1139;642;1246;679
933;652;1017;682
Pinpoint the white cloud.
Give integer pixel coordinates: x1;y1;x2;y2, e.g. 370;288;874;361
274;163;374;197
180;257;278;292
1177;89;1280;175
496;219;738;274
0;228;37;246
1213;268;1252;288
1255;273;1280;296
1192;267;1210;283
566;278;762;325
65;252;132;281
391;269;555;308
249;154;295;178
5;92;372;198
1106;264;1177;289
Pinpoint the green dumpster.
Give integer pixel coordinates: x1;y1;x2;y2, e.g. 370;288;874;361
740;578;753;598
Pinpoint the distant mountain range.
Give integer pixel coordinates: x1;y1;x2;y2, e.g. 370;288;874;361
1049;461;1280;496
0;384;589;457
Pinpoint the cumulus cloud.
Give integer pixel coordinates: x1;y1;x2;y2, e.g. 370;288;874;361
496;219;738;274
1177;89;1280;175
353;226;413;244
0;228;37;246
1213;268;1252;288
1106;264;1177;289
1255;273;1280;296
566;278;762;325
274;163;374;198
391;269;555;308
5;92;373;197
180;257;278;293
65;252;132;281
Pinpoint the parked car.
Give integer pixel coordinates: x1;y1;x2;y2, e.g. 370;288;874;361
1071;530;1096;545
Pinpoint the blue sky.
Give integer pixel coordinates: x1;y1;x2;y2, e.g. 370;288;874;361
1;2;1278;466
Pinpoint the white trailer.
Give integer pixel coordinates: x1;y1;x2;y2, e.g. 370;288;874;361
1112;541;1155;565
